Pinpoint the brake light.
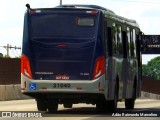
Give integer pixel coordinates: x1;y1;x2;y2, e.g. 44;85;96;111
57;44;67;48
21;55;32;79
92;56;105;80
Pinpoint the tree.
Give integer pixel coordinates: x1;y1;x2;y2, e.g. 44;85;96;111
142;56;160;80
142;64;147;76
0;53;3;58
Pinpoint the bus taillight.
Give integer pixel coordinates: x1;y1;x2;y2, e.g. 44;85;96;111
86;10;97;14
21;55;32;79
92;56;105;80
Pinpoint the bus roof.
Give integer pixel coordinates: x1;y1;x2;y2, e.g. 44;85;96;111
56;4;139;28
104;11;139;28
27;4;139;28
56;4;115;13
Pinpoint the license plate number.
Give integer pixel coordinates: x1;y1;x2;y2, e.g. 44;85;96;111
53;83;71;88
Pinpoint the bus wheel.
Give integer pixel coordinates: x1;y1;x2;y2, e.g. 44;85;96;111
106;84;118;112
36;99;47;111
125;86;136;109
63;103;73;108
96;102;107;113
47;99;58;113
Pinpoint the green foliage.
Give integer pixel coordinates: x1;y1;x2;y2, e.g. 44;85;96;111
142;64;147;76
142;56;160;80
0;53;3;58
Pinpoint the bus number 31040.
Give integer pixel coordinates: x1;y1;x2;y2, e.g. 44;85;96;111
53;83;71;88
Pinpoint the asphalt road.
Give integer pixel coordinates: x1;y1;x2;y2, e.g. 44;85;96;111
0;99;160;120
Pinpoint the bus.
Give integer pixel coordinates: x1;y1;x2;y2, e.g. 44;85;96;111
21;4;142;113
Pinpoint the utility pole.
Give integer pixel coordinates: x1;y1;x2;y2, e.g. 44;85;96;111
1;44;21;57
60;0;62;5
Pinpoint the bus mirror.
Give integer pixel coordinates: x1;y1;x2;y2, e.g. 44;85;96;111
26;4;31;10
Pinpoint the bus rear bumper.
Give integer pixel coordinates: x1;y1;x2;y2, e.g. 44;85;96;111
21;74;107;95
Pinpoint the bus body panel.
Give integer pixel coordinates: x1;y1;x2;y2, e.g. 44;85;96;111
31;39;95;80
21;74;110;103
21;5;142;106
23;9;105;81
21;74;106;93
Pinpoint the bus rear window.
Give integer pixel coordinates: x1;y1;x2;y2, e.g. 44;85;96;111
30;14;97;38
77;18;95;26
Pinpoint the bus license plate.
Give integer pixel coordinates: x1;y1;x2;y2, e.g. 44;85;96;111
53;83;71;88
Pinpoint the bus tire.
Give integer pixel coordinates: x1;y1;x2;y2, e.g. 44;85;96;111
106;83;118;112
47;99;58;113
125;84;136;109
36;99;47;111
63;103;73;108
96;102;107;113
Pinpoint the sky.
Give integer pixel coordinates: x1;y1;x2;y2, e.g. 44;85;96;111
0;0;160;64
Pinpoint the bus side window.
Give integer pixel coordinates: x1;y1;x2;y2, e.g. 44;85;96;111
133;29;136;57
130;29;134;57
117;25;122;55
136;33;141;67
112;23;117;55
107;27;112;56
127;27;131;57
112;23;122;55
130;29;137;57
122;31;127;58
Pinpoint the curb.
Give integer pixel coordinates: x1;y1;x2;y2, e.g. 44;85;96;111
0;84;31;101
141;91;160;100
0;85;6;101
13;84;31;100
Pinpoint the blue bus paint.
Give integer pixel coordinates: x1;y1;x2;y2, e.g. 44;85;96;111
27;10;100;80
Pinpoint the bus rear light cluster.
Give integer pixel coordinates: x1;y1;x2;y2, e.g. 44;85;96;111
42;87;47;90
92;56;105;80
86;10;97;14
21;55;32;79
76;87;82;90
